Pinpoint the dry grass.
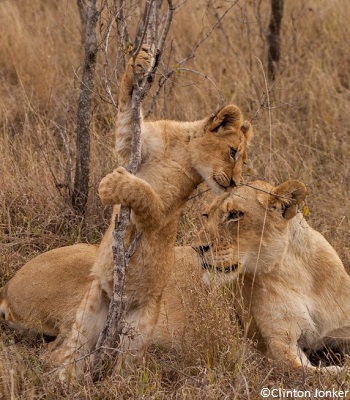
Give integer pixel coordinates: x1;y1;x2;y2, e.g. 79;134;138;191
0;0;350;398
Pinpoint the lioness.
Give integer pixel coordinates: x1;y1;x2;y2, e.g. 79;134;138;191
41;46;253;379
195;179;350;372
3;179;349;374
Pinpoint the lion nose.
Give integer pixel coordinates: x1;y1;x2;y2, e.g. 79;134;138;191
230;177;237;187
193;245;210;255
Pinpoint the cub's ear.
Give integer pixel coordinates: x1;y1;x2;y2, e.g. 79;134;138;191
269;180;308;220
240;120;254;144
209;105;243;135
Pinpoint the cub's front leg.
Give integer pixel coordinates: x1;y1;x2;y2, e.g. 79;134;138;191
120;45;152;100
99;167;164;231
116;46;152;165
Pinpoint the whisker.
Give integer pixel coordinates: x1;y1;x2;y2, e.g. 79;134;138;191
188;188;211;201
241;181;295;201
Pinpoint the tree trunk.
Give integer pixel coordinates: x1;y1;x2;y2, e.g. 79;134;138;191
72;0;98;215
267;0;284;81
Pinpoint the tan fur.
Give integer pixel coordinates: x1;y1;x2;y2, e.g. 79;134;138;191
0;245;97;340
195;179;350;372
2;179;348;374
0;244;201;349
40;47;253;379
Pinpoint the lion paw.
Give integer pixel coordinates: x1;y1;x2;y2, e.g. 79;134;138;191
41;347;81;383
119;45;153;107
126;45;152;82
136;49;152;75
98;167;135;206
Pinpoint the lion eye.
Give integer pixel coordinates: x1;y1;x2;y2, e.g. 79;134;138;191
230;147;238;161
202;212;209;219
227;210;244;222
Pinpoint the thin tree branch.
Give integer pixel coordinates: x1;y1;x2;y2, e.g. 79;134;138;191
177;1;238;68
92;0;173;380
178;67;225;106
102;16;118;109
115;0;130;69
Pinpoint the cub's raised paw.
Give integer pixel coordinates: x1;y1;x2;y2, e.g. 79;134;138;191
98;167;135;205
127;45;153;79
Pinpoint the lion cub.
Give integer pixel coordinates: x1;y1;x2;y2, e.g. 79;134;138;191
195;179;350;372
42;47;253;379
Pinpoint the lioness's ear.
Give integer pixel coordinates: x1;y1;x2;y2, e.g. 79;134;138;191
269;180;308;220
209;105;243;135
240;120;254;144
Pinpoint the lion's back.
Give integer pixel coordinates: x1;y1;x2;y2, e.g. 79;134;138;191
3;244;97;336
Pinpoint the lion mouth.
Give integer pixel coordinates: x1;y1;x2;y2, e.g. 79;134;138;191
201;261;239;274
213;173;237;190
193;246;240;274
203;176;228;194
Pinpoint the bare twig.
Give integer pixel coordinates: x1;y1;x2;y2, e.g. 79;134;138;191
254;0;267;40
146;1;236;118
115;0;130;69
178;67;225;106
257;57;272;181
49;118;73;199
177;1;238;68
101;12;118;109
133;0;156;59
144;68;174;118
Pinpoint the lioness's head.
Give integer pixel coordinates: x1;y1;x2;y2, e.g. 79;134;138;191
190;105;253;193
193;180;308;284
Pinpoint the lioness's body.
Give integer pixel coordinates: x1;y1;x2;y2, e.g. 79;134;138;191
47;48;252;378
197;180;350;371
0;244;96;338
239;214;350;369
0;245;200;347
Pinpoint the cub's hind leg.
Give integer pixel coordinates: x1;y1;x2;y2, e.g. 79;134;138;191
45;277;109;381
48;167;167;381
